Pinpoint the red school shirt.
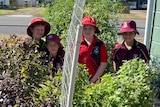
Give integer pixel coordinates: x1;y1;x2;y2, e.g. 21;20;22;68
112;39;150;71
79;36;108;77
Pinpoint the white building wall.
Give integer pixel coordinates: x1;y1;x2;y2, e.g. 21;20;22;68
16;0;37;7
0;0;10;6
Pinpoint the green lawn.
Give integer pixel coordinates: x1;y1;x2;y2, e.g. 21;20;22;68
117;10;147;19
0;7;44;16
0;9;15;15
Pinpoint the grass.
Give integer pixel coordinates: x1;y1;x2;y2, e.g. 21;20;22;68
0;7;45;16
117;10;147;19
0;9;15;15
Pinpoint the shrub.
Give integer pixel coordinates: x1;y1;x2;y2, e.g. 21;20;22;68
0;35;51;106
0;36;157;106
114;59;157;106
44;0;74;44
73;64;89;106
33;64;89;107
33;71;62;106
121;6;130;14
73;59;158;107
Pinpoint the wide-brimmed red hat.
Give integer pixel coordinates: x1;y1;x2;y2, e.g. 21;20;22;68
27;18;50;37
46;34;61;43
82;16;100;33
117;20;139;35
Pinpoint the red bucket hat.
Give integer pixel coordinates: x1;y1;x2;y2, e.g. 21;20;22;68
117;20;139;35
82;16;100;33
27;18;51;37
46;34;61;43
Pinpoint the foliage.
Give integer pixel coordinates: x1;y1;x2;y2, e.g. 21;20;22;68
73;64;89;105
150;57;160;97
32;59;157;106
0;35;88;106
33;64;89;107
44;0;122;73
151;68;160;99
1;0;157;106
121;6;130;14
114;59;157;107
0;36;157;106
0;35;51;106
73;59;158;107
33;71;62;107
0;35;64;106
44;0;74;44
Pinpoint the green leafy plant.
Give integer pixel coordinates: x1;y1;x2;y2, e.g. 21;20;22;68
33;71;62;107
121;6;130;14
0;35;51;106
114;59;157;107
72;59;158;107
0;36;88;106
73;64;89;106
0;36;157;107
1;1;157;106
44;0;74;45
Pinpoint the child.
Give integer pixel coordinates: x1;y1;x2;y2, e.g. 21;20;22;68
112;20;150;72
79;16;108;83
43;34;65;76
26;17;50;52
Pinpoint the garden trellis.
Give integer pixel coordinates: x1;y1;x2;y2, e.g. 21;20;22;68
60;0;86;107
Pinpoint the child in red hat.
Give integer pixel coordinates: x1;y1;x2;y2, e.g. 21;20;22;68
25;17;50;52
112;20;150;72
79;16;108;83
42;34;65;76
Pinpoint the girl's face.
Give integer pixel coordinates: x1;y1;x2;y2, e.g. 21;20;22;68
31;24;45;40
46;41;60;56
122;32;136;43
83;25;96;39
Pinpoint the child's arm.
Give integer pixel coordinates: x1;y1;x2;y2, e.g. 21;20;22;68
113;61;117;72
89;62;107;83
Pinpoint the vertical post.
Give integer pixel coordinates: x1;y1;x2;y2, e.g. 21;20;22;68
66;24;83;107
144;0;154;50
